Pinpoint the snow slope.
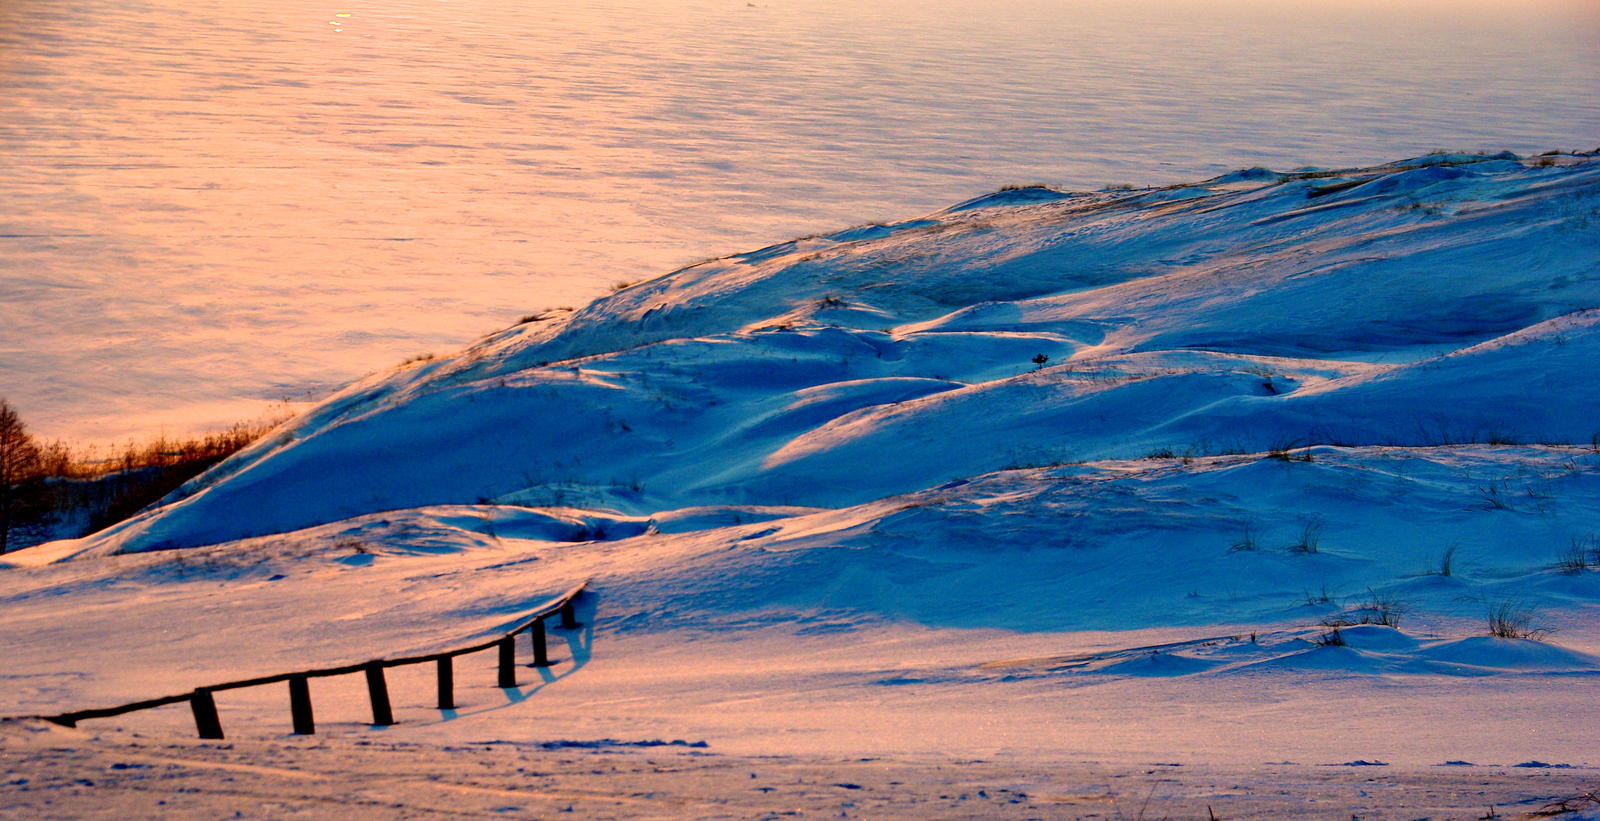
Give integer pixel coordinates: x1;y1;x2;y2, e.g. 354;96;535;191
23;151;1600;558
3;155;1600;811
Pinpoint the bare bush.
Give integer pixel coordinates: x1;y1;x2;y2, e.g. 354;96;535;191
0;399;45;553
1534;789;1600;817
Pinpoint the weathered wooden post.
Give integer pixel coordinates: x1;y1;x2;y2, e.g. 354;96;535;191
497;636;517;687
436;655;455;710
288;674;315;735
190;688;224;740
364;661;394;726
560;599;579;630
530;618;550;667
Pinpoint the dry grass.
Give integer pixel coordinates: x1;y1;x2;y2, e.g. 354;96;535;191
1533;789;1600;817
1486;599;1551;641
1287;519;1322;554
1320;588;1409;629
1556;535;1597;572
32;415;290;536
42;418;285;481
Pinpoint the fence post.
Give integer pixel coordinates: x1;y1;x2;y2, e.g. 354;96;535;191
190;688;224;740
560;599;579;630
364;661;394;726
436;655;455;710
497;636;517;687
288;674;315;735
530;618;550;667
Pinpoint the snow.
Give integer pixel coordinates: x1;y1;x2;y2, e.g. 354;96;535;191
4;153;1600;815
7;720;1597;820
26;152;1600;557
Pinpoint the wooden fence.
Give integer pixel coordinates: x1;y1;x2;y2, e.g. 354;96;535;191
36;580;590;740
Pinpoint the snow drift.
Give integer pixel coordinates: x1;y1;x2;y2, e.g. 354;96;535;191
31;151;1598;559
6;154;1600;774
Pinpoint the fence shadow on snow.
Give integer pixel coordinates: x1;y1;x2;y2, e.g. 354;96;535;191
32;580;592;740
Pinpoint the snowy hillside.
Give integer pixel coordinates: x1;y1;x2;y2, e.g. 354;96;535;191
20;151;1600;558
4;154;1600;813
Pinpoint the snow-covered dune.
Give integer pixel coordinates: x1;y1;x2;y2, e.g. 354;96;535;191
29;152;1599;559
6;154;1600;784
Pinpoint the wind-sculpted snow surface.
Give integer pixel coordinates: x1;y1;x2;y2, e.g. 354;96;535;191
22;153;1600;559
6;156;1600;790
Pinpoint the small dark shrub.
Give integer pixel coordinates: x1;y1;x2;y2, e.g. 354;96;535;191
1487;600;1550;640
1535;789;1600;817
1302;583;1332;606
1322;588;1408;629
1477;483;1512;511
1287;519;1322;554
1266;439;1313;462
1557;535;1597;572
1434;543;1459;577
